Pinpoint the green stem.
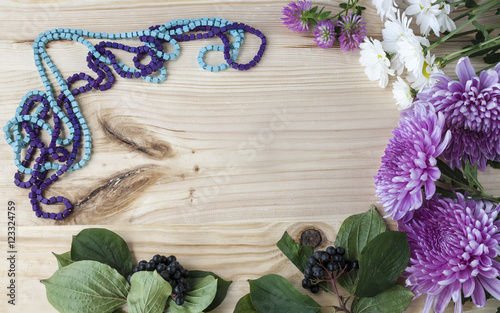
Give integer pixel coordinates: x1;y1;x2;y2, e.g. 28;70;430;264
426;0;500;52
453;0;500;21
432;25;500;43
440;173;500;204
441;37;500;65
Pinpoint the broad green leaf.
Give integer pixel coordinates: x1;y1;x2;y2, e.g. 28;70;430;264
276;232;314;273
338;271;358;294
71;228;133;277
335;205;387;261
41;260;129;313
53;251;73;268
496;307;500;313
352;285;413;313
249;274;322;313
355;232;410;297
128;271;172;313
188;270;231;312
435;186;458;199
465;0;478;8
233;294;259;313
164;275;218;313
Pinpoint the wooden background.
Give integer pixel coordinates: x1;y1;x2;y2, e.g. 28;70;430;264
0;0;499;312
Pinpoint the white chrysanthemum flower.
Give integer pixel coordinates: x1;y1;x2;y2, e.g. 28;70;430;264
407;53;443;91
390;54;405;76
372;0;397;21
396;34;429;76
392;76;414;109
359;37;395;88
405;0;441;36
382;11;414;53
437;3;456;34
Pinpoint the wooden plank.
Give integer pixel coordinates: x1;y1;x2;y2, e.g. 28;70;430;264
0;0;498;312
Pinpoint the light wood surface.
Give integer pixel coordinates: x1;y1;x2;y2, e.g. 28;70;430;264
0;0;499;312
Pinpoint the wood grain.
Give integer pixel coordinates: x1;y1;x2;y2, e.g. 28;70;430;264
0;0;499;312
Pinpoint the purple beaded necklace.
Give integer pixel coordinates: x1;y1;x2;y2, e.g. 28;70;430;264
5;18;266;220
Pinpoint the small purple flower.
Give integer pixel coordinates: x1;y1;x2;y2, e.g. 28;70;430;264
375;103;451;221
281;1;312;33
313;20;336;49
415;57;500;170
336;14;367;52
398;194;500;313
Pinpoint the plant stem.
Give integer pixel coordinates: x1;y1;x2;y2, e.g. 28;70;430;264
432;25;500;43
453;0;500;22
425;0;500;52
441;37;500;65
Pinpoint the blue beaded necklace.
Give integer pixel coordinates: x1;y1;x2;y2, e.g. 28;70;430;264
3;17;266;220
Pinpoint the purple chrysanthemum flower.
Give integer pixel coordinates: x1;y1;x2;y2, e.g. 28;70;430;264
415;57;500;170
398;194;500;313
313;20;336;49
336;14;367;52
375;103;451;221
281;1;312;33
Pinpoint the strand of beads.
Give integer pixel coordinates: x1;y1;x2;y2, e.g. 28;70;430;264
3;17;266;220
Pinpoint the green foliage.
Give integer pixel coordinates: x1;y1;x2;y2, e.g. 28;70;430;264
71;228;133;277
128;271;172;313
355;232;410;297
276;231;314;273
42;260;129;313
248;274;322;313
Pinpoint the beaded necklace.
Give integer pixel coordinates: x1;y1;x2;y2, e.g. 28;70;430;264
3;17;266;220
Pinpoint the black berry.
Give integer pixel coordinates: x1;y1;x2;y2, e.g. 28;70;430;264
336;246;345;255
175;295;185;305
327;262;339;272
152;254;162;263
312;265;325;278
310;285;320;293
302;278;312;289
168;255;177;263
304;266;312;279
319;252;330;263
308;256;318;266
326;246;337;256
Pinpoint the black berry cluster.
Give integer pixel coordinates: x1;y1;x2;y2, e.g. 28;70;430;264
302;246;358;293
129;254;190;305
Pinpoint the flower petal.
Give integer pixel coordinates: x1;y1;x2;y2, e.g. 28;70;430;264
455;57;476;83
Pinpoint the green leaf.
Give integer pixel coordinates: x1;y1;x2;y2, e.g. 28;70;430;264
338;270;358;294
435;186;458;199
71;228;133;277
496;307;500;313
249;274;322;313
41;260;129;313
53;251;73;268
309;6;318;14
113;309;127;313
352;285;414;313
437;159;469;186
318;11;331;20
188;270;232;312
465;0;478;8
128;271;172;313
335;205;387;261
233;294;259;313
165;275;218;313
355;232;410;297
484;53;500;64
339;3;347;9
127;271;172;313
276;232;314;273
488;160;500;169
463;160;484;192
